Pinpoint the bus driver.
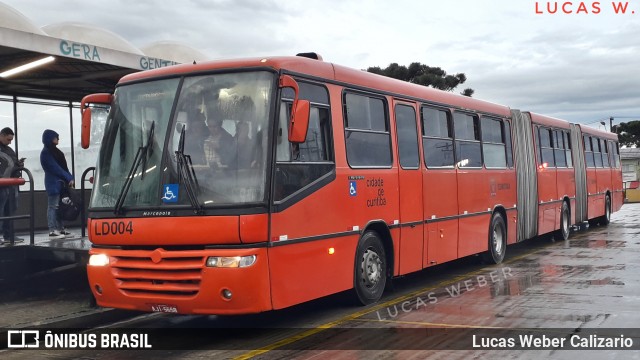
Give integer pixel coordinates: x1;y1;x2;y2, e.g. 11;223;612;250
204;114;235;169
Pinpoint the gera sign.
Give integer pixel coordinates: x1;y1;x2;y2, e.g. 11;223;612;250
59;40;101;61
58;40;179;70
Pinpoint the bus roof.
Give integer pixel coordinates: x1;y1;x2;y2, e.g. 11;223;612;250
528;111;619;140
579;123;620;141
527;112;573;130
118;55;512;118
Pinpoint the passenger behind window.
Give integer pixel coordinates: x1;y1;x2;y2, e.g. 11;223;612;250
184;109;209;165
204;105;236;169
235;120;258;168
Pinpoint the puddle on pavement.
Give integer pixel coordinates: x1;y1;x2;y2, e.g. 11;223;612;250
566;239;626;248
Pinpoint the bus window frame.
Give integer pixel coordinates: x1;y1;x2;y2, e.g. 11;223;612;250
452;110;483;169
421;105;455;169
593;137;604;168
539;126;556;168
394;102;420;170
342;90;393;169
480;115;508;170
504;118;514;168
273;79;336;209
602;138;611;168
553;129;567;168
564;130;573;168
584;135;595;168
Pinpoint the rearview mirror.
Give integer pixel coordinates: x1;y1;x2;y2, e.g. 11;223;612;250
80;93;112;149
279;75;309;143
289;100;310;143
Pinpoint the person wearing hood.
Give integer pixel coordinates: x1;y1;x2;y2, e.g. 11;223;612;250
40;129;74;239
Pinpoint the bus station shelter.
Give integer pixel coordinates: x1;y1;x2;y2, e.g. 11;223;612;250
0;2;209;288
0;2;208;232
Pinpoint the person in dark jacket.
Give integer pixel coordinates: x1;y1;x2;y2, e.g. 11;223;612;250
40;129;74;239
0;127;24;244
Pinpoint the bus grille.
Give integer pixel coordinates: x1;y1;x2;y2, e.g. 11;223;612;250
110;251;205;298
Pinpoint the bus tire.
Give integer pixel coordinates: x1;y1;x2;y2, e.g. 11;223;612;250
353;231;387;305
589;194;611;227
557;201;571;241
482;213;507;264
600;194;611;226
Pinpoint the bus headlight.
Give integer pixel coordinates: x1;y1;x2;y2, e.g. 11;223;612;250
89;254;110;266
206;255;256;268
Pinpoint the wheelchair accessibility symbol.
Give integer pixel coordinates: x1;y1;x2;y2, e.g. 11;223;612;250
162;184;179;203
349;181;357;197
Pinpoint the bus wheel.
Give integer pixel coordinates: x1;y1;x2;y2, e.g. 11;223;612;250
482;213;507;264
589;194;612;227
353;231;387;305
557;201;571;241
601;194;611;226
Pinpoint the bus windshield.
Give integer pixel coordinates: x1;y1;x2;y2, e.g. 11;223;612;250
90;71;274;210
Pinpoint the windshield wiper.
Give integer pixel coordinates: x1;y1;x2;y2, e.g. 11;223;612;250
176;124;203;214
114;121;155;215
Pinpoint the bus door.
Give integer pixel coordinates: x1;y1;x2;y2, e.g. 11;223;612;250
394;102;423;274
595;138;611;217
609;141;623;211
421;106;458;266
537;126;558;234
453;112;489;257
583;135;599;218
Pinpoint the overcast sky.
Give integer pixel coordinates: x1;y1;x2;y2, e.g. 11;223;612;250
3;0;640;128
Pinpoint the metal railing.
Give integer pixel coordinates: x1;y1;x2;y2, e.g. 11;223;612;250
80;167;95;238
0;168;35;245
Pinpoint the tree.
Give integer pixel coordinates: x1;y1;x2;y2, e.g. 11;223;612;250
367;62;474;97
614;120;640;147
461;88;475;97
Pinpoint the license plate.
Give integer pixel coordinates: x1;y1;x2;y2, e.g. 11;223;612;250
149;304;178;313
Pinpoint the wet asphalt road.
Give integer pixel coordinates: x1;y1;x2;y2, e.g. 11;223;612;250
2;203;639;359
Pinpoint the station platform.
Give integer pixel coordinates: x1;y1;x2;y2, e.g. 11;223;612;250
0;228;91;251
0;228;119;330
0;227;91;290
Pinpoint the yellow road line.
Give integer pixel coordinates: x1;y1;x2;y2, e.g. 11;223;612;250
232;240;555;359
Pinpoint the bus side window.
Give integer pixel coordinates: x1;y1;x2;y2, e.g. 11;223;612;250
602;138;611;167
344;92;392;167
453;112;482;168
276;103;293;162
584;135;595;168
611;141;621;168
274;81;334;203
504;120;514;168
481;117;507;169
422;106;454;168
564;131;572;167
593;137;603;168
395;104;419;169
539;127;555;167
554;129;567;167
297;108;331;162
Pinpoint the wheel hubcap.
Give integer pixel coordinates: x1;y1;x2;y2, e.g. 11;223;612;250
493;225;504;255
361;248;382;288
562;209;569;236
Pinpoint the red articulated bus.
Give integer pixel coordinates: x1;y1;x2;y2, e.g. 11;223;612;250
80;53;623;315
